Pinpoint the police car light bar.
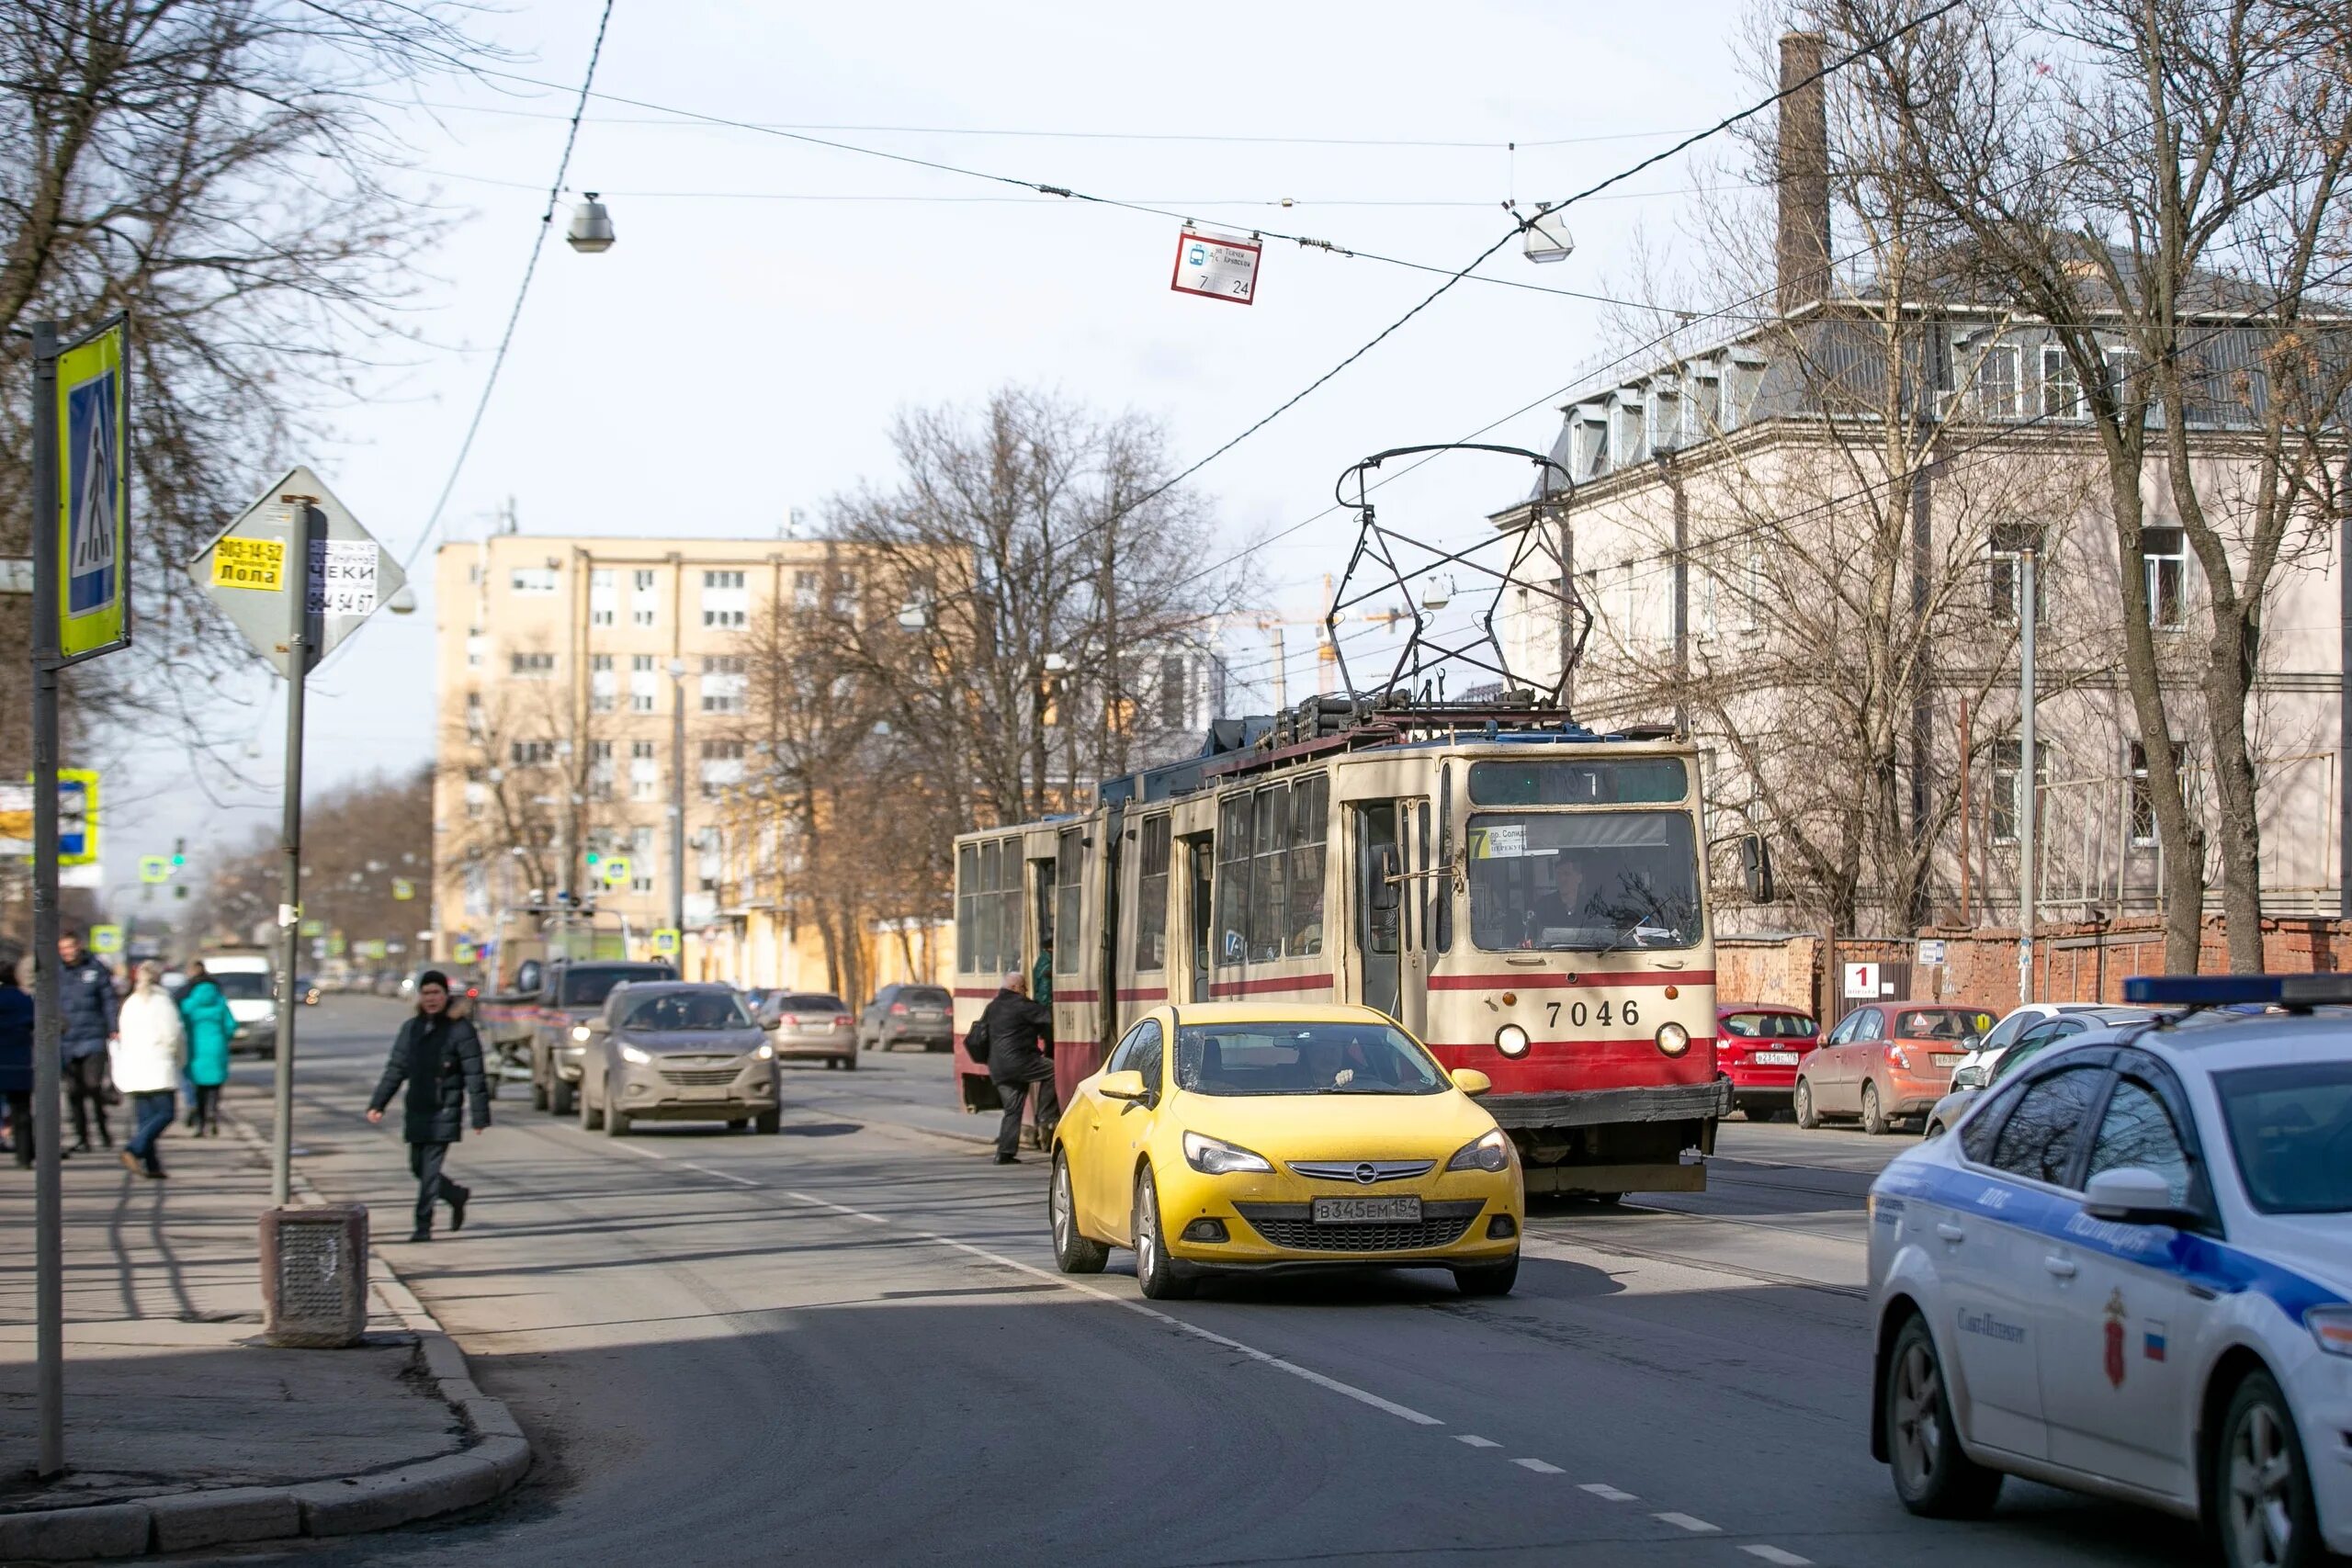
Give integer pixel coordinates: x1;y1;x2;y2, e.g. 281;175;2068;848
2122;973;2352;1008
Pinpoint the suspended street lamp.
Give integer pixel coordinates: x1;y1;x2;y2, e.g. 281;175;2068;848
567;192;616;254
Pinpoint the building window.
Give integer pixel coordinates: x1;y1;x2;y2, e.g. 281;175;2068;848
1989;739;2052;845
630;653;657;714
1614;400;1647;466
831;571;858;617
465;631;486;669
2102;345;2139;412
511;739;555;768
793;570;820;611
1159;653;1190;729
508;567;557;595
1976;344;2019;420
629;826;656;893
2143;525;2187;628
1651;389;1680;452
1574;417;1608;480
631;569;658;628
1989;522;2047;624
462;780;487;819
630;740;659;802
590;569;616;627
2128;740;2185;846
2041;344;2085;419
700;570;748;629
699;739;745;799
586;739;615;801
1739;547;1766;634
702;654;747;715
509;650;555;678
1689;377;1721;444
589;652;616;713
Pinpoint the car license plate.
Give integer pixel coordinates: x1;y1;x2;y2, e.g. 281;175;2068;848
1754;1050;1800;1066
1933;1054;1965;1067
913;1010;944;1021
684;1084;732;1100
1312;1196;1421;1224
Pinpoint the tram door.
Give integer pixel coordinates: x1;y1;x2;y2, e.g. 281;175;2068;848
1184;837;1214;1002
1353;804;1402;1018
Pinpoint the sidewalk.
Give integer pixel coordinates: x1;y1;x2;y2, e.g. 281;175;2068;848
0;1097;527;1559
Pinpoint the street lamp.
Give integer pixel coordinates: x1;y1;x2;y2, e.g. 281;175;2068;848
1519;202;1574;265
566;193;616;254
666;659;687;947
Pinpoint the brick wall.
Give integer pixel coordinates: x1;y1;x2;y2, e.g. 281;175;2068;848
1716;936;1821;1011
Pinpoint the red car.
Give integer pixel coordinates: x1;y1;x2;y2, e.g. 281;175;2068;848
1792;1001;1994;1135
1714;1004;1822;1120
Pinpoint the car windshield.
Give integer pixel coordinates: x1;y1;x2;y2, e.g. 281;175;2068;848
1722;1010;1816;1040
2215;1061;2352;1214
778;995;846;1013
622;991;752;1032
1173;1021;1446;1097
561;966;672;1007
1466;809;1701;952
1892;1010;1986;1040
209;971;271;1000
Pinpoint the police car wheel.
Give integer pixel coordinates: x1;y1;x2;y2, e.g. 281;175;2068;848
1885;1314;2003;1517
2217;1370;2320;1568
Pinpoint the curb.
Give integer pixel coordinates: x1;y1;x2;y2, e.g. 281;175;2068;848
0;1110;533;1561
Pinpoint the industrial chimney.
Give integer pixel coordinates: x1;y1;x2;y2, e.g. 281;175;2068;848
1776;31;1832;314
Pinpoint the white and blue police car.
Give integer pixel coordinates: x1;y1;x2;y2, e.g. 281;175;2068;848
1867;975;2352;1567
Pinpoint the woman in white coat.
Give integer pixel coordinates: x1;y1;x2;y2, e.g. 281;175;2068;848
115;961;187;1179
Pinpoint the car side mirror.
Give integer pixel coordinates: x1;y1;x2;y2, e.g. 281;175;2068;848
1450;1067;1492;1097
514;960;541;993
1961;1033;1982;1053
1100;1070;1148;1102
2082;1167;2182;1225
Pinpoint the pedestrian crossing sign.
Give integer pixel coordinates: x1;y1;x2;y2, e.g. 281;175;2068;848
89;924;123;954
650;928;680;956
54;316;130;664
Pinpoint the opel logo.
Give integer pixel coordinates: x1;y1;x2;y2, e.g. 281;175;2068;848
1353;1163;1378;1185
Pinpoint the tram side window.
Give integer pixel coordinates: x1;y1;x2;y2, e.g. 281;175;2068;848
1249;784;1290;964
976;840;1002;975
1216;795;1252;966
1134;817;1171;972
992;840;1022;976
1055;829;1082;975
1286;775;1329;956
956;846;979;973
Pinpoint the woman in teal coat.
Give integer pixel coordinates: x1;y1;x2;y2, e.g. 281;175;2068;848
177;960;234;1136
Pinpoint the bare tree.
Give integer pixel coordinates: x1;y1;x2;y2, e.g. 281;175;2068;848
194;763;432;952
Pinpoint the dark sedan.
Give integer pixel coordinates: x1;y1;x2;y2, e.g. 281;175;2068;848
579;982;780;1136
857;984;955;1053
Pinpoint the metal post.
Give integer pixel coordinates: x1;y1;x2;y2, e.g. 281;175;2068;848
28;320;65;1479
273;496;313;1210
669;664;686;940
2018;547;2038;1007
2339;481;2350;920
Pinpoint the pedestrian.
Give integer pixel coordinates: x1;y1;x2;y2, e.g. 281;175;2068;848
1031;943;1053;1006
965;969;1056;1165
1;955;35;1169
177;960;233;1137
365;970;490;1243
114;961;187;1179
55;930;119;1151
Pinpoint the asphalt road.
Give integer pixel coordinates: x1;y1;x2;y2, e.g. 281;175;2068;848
215;998;2211;1568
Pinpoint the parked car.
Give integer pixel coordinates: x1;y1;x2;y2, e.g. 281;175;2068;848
1944;1001;2109;1092
577;981;779;1135
1921;1006;2156;1138
1714;1003;1821;1120
759;991;858;1069
858;984;955;1053
1794;1002;1995;1134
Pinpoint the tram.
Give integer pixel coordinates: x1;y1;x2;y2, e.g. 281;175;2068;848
951;696;1743;1196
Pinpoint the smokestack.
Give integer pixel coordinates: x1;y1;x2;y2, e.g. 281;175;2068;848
1776;31;1832;314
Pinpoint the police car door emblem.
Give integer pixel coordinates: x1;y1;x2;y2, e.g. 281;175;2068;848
2103;1289;2128;1388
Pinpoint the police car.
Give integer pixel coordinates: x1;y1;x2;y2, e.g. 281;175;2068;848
1866;976;2352;1567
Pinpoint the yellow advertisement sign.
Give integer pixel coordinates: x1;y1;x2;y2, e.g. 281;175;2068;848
56;318;130;661
210;536;284;590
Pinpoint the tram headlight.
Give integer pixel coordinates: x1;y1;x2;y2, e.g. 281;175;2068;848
1495;1024;1532;1058
1654;1022;1691;1058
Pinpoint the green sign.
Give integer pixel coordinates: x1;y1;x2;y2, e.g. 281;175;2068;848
88;923;123;954
327;934;346;957
355;939;387;960
650;928;680;956
299;918;323;937
390;876;415;902
453;939;478;963
55;316;130;664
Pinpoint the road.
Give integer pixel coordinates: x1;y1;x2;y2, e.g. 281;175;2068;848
231;998;2206;1568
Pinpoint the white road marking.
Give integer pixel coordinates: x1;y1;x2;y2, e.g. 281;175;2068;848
1454;1435;1500;1449
601;1139;673;1162
682;1162;760;1188
1579;1483;1639;1502
1655;1512;1719;1533
1512;1458;1565;1474
1741;1548;1812;1566
770;1186;1446;1427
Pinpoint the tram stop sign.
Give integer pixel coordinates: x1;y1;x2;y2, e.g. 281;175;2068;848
188;465;404;678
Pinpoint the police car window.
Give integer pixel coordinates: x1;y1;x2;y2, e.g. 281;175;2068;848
2215;1061;2352;1215
1959;1077;2030;1167
1989;1064;2108;1188
2085;1077;2193;1207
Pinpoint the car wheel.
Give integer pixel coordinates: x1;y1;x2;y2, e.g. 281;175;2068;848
604;1099;628;1137
755;1110;781;1134
579;1077;602;1132
1132;1168;1194;1300
550;1077;575;1117
532;1077;548;1111
727;1119;748;1131
1050;1152;1109;1274
823;1057;838;1071
841;1053;858;1072
1794;1077;1820;1130
926;1041;949;1054
1453;1255;1519;1297
1861;1080;1890;1136
2216;1369;2322;1568
1885;1314;2004;1517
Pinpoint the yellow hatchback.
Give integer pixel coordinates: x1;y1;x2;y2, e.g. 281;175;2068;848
1048;1003;1525;1299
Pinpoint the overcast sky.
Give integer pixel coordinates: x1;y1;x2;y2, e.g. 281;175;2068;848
108;0;1758;908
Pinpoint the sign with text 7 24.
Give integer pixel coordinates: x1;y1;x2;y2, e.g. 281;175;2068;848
1170;228;1261;305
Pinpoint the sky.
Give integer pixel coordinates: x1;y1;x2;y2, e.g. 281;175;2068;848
107;0;1761;913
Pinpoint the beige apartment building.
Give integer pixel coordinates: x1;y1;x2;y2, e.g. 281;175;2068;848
429;532;944;992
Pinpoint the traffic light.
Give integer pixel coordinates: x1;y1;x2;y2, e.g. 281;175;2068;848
171;837;187;868
584;849;601;870
174;886;187;899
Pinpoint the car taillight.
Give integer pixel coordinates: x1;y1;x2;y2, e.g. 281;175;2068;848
833;1014;853;1028
1885;1043;1910;1067
778;1013;800;1028
889;1002;908;1015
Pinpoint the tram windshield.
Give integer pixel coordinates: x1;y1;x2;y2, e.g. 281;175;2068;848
1466;810;1702;952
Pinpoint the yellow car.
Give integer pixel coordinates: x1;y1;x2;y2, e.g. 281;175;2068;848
1048;1003;1525;1299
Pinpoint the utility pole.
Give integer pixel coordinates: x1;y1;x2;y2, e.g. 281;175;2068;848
668;659;687;943
1663;458;1688;732
2340;473;2350;920
2018;546;2038;1007
28;319;64;1480
272;495;315;1210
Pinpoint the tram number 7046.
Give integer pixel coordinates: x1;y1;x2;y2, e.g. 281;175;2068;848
1546;998;1639;1030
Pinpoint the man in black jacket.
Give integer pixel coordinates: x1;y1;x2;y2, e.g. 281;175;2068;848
366;971;491;1241
966;971;1055;1165
56;931;119;1151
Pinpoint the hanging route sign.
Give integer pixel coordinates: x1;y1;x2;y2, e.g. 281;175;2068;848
189;465;404;679
1170;227;1261;305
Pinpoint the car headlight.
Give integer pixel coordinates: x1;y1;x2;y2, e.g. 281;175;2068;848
1655;1021;1690;1057
1496;1024;1531;1058
617;1044;651;1065
2309;1306;2352;1359
752;1043;774;1060
1447;1127;1512;1173
571;1024;592;1043
1182;1130;1272;1176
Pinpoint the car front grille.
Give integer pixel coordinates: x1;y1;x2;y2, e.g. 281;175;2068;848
659;1066;739;1088
1232;1201;1484;1254
1286;1159;1436;1184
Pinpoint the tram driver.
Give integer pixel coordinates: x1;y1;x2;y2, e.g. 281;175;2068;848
1528;852;1603;934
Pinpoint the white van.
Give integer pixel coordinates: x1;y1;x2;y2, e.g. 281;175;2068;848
201;953;277;1056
